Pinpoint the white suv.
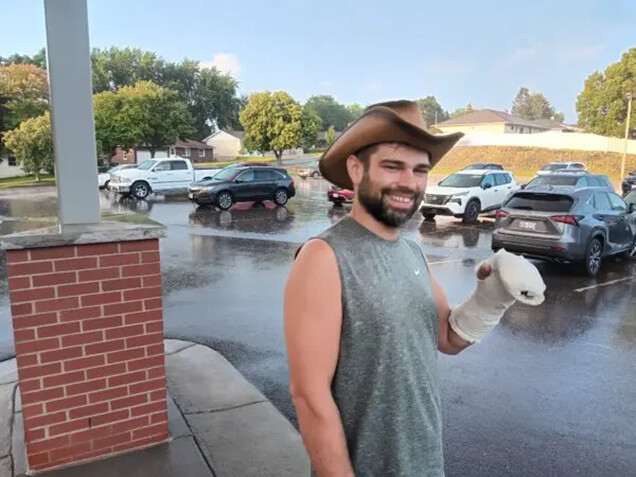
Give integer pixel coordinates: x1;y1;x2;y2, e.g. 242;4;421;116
421;170;520;223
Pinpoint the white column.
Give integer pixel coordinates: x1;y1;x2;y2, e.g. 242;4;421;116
44;0;100;225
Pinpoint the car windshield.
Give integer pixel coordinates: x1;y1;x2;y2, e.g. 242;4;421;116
505;192;574;212
542;164;567;171
527;176;578;187
213;168;238;181
439;174;483;188
624;190;636;205
137;160;156;171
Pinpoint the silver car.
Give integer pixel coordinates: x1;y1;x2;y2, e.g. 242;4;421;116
492;186;636;276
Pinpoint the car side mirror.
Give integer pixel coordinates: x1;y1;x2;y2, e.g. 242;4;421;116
483;183;493;190
520;184;527;189
438;181;442;186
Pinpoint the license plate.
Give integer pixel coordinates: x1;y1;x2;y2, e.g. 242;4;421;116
518;221;536;230
333;194;341;199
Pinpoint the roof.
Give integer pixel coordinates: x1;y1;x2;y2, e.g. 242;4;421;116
456;169;511;175
437;109;548;129
175;139;212;149
528;119;570;130
203;129;245;141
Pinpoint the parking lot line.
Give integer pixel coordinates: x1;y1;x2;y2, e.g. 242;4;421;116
574;275;636;293
427;258;467;266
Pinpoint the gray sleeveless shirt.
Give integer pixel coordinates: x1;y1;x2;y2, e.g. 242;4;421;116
311;216;444;477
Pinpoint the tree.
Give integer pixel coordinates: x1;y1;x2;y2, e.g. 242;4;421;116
449;103;475;119
576;47;636;137
325;126;338;146
512;87;563;121
239;91;303;163
416;96;449;126
305;95;354;131
3;112;53;181
300;106;321;151
0;48;47;70
347;103;364;120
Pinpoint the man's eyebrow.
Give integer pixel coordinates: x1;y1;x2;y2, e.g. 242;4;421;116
379;159;431;170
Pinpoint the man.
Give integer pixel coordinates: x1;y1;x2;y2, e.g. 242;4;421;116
284;100;545;476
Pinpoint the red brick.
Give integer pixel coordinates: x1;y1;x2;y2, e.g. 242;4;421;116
43;370;85;387
64;355;105;372
38;322;81;339
130;378;165;395
91;409;129;426
21;387;65;406
105;325;144;341
102;277;142;292
150;410;168;424
147;367;166;379
8;261;53;277
16;353;38;368
107;347;145;364
121;240;157;253
141;251;160;263
49;418;89;437
72;448;109;462
78;267;120;282
15;338;59;355
68;402;109;419
77;243;119;256
85;339;125;356
88;386;128;404
6;250;30;263
10;287;55;303
80;292;122;307
122;263;160;278
35;296;79;313
103;300;143;317
30;246;76;261
66;379;107;396
109;371;146;388
86;362;126;380
112;415;149;434
130;400;166;417
125;310;162;325
100;253;140;268
128;355;164;372
14;328;36;342
57;282;100;297
8;276;31;290
150;389;167;402
25;411;66;429
145;321;163;333
14;312;57;329
49;442;91;463
144;298;162;311
54;257;97;272
40;346;83;364
28;451;52;469
11;302;33;317
32;271;76;287
22;403;44;420
25;427;46;441
61;331;103;347
111;394;148;411
142;275;162;288
47;455;73;468
124;287;161;301
19;362;61;380
127;333;163;349
93;432;131;451
146;343;164;357
132;422;167;440
83;316;122;331
59;306;102;322
28;435;70;454
20;378;41;393
69;425;112;443
46;395;87;413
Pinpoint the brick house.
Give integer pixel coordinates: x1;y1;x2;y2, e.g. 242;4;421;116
112;140;214;165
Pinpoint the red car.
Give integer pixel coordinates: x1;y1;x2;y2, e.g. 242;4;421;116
327;186;354;205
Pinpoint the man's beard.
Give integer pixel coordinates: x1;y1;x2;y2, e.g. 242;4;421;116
357;171;424;228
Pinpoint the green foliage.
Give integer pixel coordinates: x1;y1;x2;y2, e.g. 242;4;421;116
347;103;364;120
300;106;322;150
305;95;354;131
0;48;47;70
416;96;449;126
325;126;337;145
576;48;636;138
3;112;54;181
449;103;475;119
239;91;303;162
511;87;562;121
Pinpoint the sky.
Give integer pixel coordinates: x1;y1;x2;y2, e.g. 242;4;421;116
1;0;634;123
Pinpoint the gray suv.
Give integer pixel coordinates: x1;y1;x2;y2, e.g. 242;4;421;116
523;172;613;191
492;187;636;276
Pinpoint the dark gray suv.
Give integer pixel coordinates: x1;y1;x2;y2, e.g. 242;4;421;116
523;172;613;191
492;186;636;276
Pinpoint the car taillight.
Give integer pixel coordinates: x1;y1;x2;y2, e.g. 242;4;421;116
552;215;581;226
495;210;509;218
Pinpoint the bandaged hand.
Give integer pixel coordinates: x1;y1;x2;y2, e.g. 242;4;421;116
449;249;546;343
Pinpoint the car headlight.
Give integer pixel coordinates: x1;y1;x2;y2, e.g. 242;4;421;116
449;192;468;203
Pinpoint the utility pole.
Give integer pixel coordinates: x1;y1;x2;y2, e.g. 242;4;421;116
622;92;633;180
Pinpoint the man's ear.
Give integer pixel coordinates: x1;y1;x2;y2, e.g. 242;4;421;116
346;155;364;187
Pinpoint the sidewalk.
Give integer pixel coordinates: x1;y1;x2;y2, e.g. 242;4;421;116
0;340;309;477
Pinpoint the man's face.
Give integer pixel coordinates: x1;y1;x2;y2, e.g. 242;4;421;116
356;144;430;228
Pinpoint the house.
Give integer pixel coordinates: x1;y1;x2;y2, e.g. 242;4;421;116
436;110;552;135
112;139;214;165
0;155;23;179
204;129;304;161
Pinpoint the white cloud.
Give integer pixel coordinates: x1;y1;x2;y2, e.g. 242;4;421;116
200;53;241;78
425;61;470;75
560;45;604;61
505;47;539;66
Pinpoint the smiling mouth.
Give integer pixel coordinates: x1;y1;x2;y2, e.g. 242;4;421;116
386;193;415;208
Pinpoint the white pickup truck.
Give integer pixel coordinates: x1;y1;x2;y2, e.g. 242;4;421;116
108;157;218;199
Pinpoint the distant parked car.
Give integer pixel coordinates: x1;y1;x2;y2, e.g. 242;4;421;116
187;165;295;210
621;171;636;195
420;170;520;223
98;164;138;190
298;161;321;179
523;172;613;191
492;187;636;276
536;161;587;176
461;163;504;171
327;186;354;205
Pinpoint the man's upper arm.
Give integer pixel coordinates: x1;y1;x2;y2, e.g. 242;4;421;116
284;239;342;398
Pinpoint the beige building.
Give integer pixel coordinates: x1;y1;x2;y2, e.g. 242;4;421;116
204;130;244;161
436;110;573;135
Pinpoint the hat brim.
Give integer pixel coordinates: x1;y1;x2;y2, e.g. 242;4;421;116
318;106;464;190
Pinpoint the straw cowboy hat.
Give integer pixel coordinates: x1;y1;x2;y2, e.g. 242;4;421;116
318;100;464;190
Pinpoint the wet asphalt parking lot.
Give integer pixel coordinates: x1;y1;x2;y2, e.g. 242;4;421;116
0;178;634;476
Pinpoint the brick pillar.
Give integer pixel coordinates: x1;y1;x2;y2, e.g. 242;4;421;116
7;239;168;472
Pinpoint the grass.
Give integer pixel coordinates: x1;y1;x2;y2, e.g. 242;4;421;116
0;175;55;189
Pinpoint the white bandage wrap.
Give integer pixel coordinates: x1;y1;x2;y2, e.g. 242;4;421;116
449;249;546;343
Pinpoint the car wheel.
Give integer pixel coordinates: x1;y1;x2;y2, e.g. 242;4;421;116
462;200;480;224
311;171;320;179
131;181;150;200
583;237;603;277
274;188;289;206
215;191;234;210
422;212;436;221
